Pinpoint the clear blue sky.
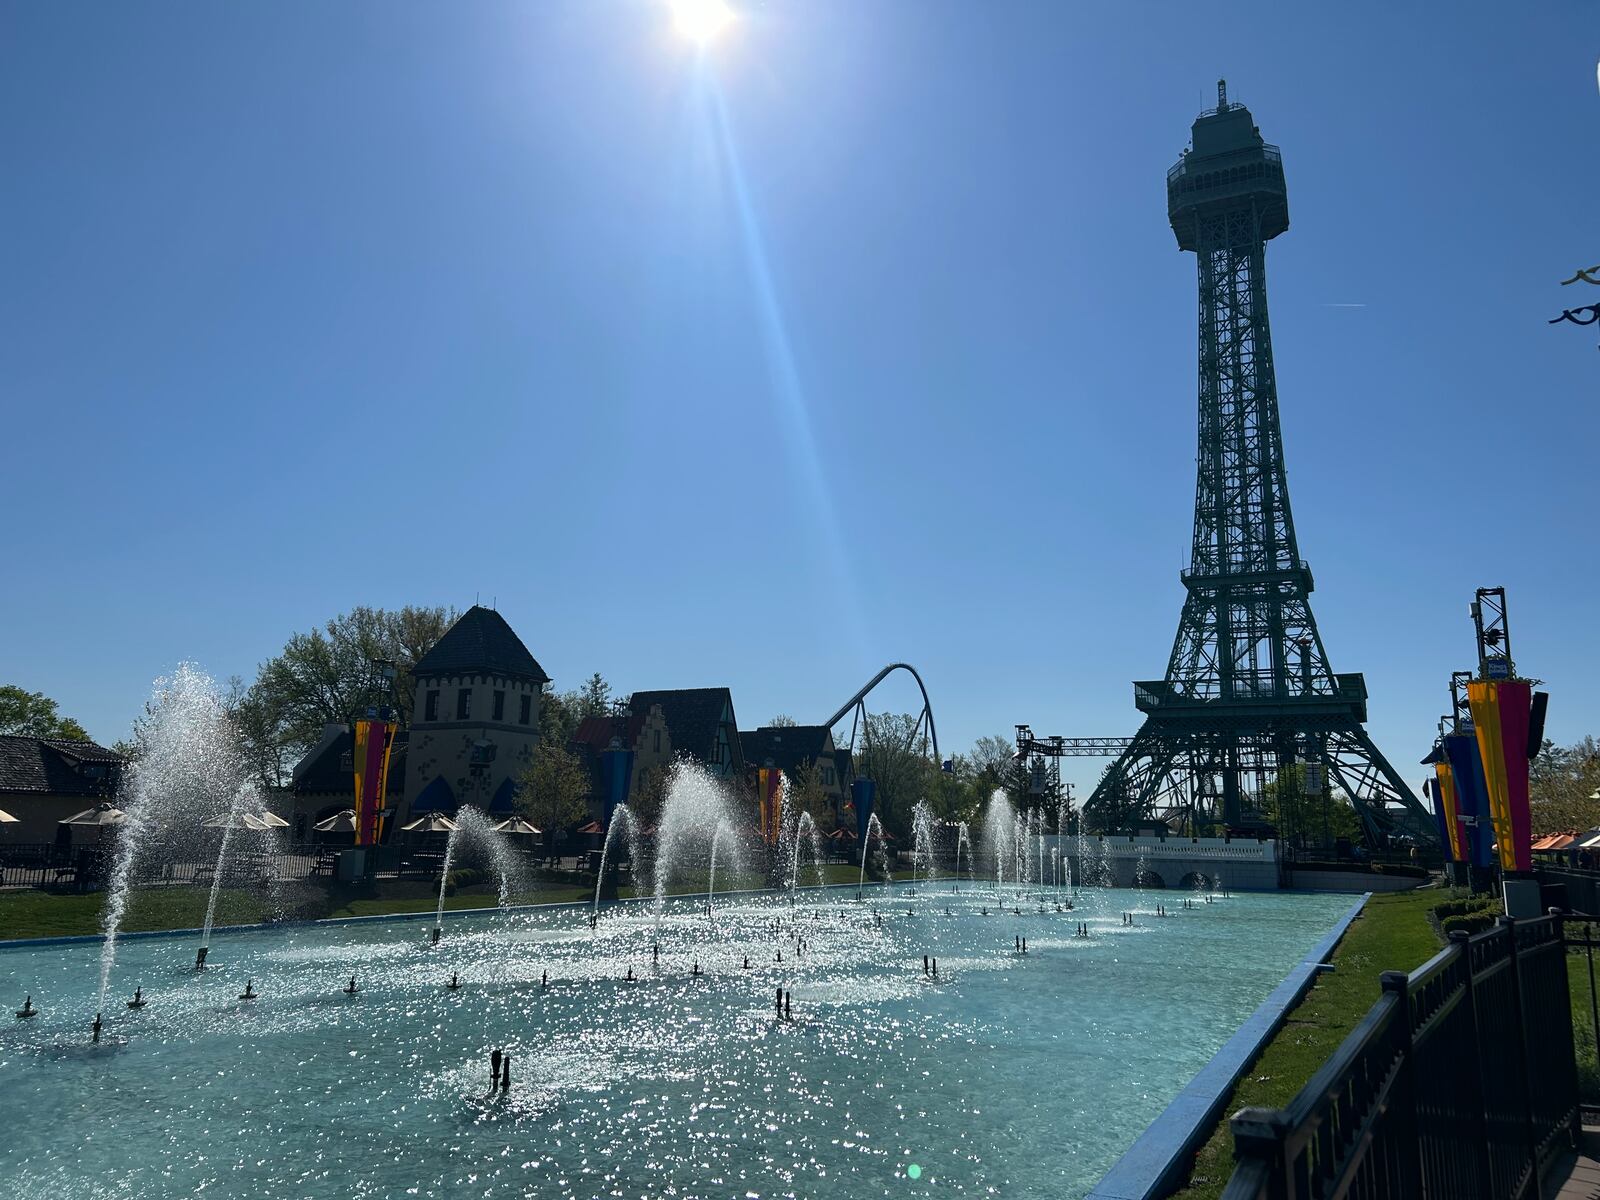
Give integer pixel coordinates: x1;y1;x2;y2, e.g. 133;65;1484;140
3;2;1597;797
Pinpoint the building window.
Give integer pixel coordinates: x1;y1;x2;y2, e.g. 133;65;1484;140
493;690;506;721
457;689;472;721
519;694;532;725
654;730;661;753
823;767;834;787
340;751;352;771
424;690;439;722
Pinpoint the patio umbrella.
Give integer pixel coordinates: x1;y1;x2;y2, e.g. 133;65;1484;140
60;802;126;827
0;808;17;824
575;821;604;835
400;813;459;834
203;812;270;831
1579;831;1600;850
251;811;290;829
493;817;541;835
312;809;357;833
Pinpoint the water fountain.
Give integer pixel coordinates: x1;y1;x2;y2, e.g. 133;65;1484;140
856;812;889;900
652;763;746;930
782;808;824;898
908;798;935;895
953;820;972;892
593;803;640;919
431;805;520;942
978;791;1017;904
100;664;242;1009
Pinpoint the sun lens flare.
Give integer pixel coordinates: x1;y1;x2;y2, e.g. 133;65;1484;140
670;0;733;43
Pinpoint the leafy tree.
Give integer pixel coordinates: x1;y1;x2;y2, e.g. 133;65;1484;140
630;761;671;830
577;673;612;719
784;759;834;832
767;714;798;727
0;685;91;741
515;741;591;834
237;605;455;787
1530;737;1600;834
854;711;937;839
1261;764;1362;849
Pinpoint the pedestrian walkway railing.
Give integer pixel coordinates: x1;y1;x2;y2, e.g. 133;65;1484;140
1221;913;1579;1200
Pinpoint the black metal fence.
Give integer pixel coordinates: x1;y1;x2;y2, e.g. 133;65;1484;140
1222;914;1579;1200
1534;863;1600;917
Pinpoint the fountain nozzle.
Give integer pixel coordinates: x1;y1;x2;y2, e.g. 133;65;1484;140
194;946;208;971
16;995;37;1020
127;986;146;1010
432;926;442;945
239;979;258;1001
91;1013;102;1044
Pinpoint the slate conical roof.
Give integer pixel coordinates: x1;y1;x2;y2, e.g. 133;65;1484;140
413;606;550;683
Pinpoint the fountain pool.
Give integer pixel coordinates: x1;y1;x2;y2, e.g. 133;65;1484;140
0;886;1352;1198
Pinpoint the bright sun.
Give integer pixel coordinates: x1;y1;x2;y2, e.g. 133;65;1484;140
670;0;733;43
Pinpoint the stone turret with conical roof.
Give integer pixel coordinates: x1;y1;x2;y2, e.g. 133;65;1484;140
402;606;549;825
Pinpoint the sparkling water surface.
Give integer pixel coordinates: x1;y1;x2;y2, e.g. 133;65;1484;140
0;885;1351;1199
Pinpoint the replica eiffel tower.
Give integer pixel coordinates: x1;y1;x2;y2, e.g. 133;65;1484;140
1085;83;1435;845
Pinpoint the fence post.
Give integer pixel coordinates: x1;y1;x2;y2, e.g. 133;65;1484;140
1449;931;1495;1199
1552;913;1584;1150
1498;915;1542;1189
1379;971;1425;1193
1230;1107;1291;1200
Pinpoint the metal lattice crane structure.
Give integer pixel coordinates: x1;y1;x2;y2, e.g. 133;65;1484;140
1084;82;1435;845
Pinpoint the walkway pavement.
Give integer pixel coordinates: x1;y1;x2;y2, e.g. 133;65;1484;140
1545;1127;1600;1200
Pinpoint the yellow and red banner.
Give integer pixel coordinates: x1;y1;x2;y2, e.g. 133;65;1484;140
1468;680;1533;873
352;718;397;847
1432;761;1467;863
757;767;784;847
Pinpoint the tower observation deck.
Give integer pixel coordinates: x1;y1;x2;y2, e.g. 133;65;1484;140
1084;82;1434;846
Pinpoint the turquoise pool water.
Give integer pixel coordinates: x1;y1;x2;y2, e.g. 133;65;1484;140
0;885;1351;1199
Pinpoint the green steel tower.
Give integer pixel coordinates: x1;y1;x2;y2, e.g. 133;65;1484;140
1085;83;1434;845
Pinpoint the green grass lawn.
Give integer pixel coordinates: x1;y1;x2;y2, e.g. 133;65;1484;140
0;863;914;941
1170;887;1447;1200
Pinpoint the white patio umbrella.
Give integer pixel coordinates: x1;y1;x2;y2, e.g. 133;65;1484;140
312;809;357;833
400;813;459;834
60;802;126;827
252;811;290;829
492;817;541;836
0;808;18;824
203;812;270;831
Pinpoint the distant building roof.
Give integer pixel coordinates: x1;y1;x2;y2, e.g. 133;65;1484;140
291;727;409;796
571;713;647;751
0;735;123;796
414;606;550;683
739;726;835;776
629;688;743;773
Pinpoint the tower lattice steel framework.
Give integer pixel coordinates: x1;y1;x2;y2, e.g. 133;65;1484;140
1084;82;1434;845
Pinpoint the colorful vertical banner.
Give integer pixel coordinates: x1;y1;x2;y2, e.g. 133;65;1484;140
1426;767;1461;863
1444;733;1494;869
851;778;876;843
1468;680;1533;872
756;768;785;846
601;747;635;830
352;718;396;847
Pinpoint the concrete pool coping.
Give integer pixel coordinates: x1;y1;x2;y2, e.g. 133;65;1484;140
1084;891;1370;1200
0;882;1359;951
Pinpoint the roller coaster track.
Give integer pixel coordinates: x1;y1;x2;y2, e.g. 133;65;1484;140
822;663;939;764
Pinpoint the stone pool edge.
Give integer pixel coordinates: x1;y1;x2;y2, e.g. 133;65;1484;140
1084;891;1371;1200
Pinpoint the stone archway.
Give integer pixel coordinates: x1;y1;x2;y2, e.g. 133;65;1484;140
1178;871;1213;890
